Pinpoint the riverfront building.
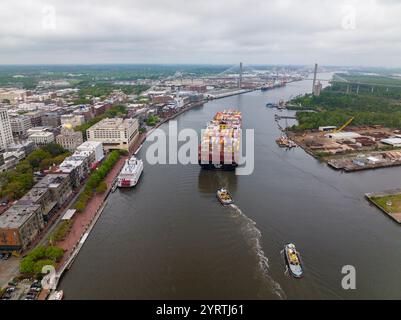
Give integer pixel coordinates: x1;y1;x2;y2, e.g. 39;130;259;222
77;141;104;162
86;118;139;152
0;204;44;251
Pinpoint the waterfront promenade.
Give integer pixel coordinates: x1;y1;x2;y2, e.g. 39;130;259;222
55;134;146;274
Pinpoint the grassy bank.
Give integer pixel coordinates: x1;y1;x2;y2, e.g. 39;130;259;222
370;194;401;213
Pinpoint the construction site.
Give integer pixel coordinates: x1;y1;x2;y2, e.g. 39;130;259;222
288;118;401;172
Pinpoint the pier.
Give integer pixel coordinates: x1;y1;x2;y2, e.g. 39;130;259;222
274;114;297;120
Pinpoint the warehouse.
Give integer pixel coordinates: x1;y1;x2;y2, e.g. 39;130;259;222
380;137;401;147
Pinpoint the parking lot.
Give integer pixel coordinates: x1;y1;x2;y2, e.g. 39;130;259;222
0;254;20;290
1;277;43;300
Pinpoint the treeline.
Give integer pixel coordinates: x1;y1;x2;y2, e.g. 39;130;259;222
0;144;70;200
289;85;401;130
75;83;150;98
146;115;159;126
74;150;123;212
20;245;64;274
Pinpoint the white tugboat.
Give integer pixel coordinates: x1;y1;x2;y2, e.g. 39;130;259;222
117;156;143;188
284;243;304;278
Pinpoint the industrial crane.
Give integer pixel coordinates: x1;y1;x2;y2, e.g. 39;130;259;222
332;117;355;133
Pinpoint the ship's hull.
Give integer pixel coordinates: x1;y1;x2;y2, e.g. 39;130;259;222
117;169;143;187
199;162;237;171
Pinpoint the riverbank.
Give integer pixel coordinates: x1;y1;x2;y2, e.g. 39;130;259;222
366;189;401;224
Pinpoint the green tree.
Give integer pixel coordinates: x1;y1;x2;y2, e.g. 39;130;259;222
96;181;108;194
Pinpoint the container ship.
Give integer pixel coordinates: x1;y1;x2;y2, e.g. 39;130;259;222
117;156;143;188
261;80;286;91
198;110;241;170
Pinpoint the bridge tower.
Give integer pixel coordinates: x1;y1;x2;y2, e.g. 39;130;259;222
312;63;318;95
239;62;243;89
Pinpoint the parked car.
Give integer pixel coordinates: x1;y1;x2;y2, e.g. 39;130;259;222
31;282;42;289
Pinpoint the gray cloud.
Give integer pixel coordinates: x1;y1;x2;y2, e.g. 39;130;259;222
0;0;400;66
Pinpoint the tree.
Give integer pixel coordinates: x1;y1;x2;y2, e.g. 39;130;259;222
42;143;67;157
96;181;108;194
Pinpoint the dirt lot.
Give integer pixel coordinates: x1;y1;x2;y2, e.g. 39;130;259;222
289;126;399;158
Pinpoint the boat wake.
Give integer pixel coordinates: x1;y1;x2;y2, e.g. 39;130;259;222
228;204;286;300
280;249;290;278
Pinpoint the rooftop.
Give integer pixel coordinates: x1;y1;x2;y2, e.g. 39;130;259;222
34;173;69;189
78;141;102;149
18;186;49;204
28;131;54;138
0;204;41;229
88;118;138;131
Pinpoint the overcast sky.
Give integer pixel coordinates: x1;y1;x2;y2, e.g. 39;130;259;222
0;0;400;67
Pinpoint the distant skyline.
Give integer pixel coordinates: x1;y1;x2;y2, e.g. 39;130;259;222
0;0;400;67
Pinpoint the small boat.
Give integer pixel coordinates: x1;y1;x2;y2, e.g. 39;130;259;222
216;188;234;205
284;243;303;278
276;136;297;149
111;183;117;193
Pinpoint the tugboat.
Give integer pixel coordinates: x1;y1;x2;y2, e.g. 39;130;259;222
276;136;297;148
216;188;234;205
284;243;303;278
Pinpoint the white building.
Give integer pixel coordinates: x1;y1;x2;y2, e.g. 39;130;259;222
10;114;32;138
77;141;104;162
0;108;14;150
28;132;55;146
381;138;401;147
325;132;361;140
86;118;139;152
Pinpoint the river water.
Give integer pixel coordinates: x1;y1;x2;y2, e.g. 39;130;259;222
60;74;401;299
